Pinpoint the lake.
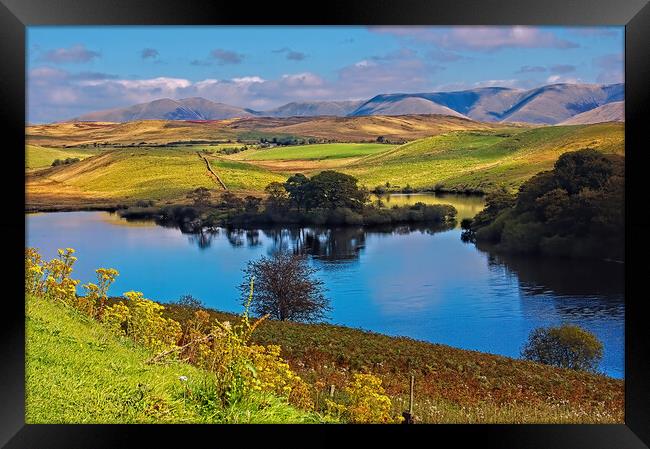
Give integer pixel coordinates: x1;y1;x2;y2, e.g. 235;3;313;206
25;193;624;378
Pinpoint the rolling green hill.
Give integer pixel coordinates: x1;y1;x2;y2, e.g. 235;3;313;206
25;122;624;209
343;123;624;192
26;145;99;170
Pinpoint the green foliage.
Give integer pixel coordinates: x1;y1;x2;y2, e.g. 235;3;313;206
467;149;624;259
522;324;604;373
307;170;369;211
264;182;290;213
284;170;368;211
51;157;80;166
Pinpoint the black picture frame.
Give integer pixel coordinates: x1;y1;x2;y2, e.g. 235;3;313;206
3;0;649;447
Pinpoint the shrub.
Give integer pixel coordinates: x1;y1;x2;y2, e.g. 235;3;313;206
135;199;155;207
42;248;80;305
325;373;398;423
122;291;183;353
240;252;330;323
521;324;603;373
25;248;45;295
102;302;131;335
80;268;119;319
180;280;312;408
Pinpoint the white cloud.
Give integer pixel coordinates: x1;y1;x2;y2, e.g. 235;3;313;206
370;26;579;51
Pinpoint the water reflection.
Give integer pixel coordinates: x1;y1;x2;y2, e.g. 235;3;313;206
480;246;624;321
209;223;454;262
372;192;485;224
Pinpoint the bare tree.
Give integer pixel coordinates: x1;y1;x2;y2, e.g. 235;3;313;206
239;252;330;322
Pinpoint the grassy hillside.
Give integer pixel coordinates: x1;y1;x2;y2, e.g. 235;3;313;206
25;295;320;423
343;123;624;192
26;147;286;208
25;122;624;209
165;303;624;424
26;145;98;170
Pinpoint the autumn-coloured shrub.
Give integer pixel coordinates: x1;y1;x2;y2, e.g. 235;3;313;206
325;373;398;423
26;247;80;305
25;248;45;295
80;268;119;319
121;291;183;354
176;279;313;410
102;302;131;335
522;324;604;373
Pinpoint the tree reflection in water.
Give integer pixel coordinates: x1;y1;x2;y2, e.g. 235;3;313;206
182;222;453;262
479;243;624;320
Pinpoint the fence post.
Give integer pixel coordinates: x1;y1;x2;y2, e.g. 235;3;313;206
402;374;415;424
329;384;335;398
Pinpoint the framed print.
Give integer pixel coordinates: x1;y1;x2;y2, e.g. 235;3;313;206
2;0;649;447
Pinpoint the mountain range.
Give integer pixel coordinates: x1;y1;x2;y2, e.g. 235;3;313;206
69;83;624;125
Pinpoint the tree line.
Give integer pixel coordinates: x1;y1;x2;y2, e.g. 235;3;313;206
462;149;624;260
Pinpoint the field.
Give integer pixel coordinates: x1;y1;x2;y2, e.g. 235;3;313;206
343;123;625;191
26;294;320;423
25;118;624;210
26;146;286;209
25;144;99;170
236;143;393;161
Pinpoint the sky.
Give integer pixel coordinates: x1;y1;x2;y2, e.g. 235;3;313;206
27;26;624;123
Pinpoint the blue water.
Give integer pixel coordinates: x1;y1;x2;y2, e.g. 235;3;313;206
26;209;624;378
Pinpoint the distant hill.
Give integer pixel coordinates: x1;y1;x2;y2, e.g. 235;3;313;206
66;83;624;125
350;83;624;124
261;100;364;118
558;101;624;125
72;97;255;122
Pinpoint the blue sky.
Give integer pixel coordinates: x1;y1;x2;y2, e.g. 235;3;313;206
27;26;624;123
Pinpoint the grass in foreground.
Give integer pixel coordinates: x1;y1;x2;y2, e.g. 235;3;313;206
25;295;321;423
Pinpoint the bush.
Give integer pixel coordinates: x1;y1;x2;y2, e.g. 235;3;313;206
121;291;183;353
51;157;80;167
240;252;330;323
178;280;313;408
28;248;80;305
325;373;399;423
80;268;119;319
521;324;603;373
